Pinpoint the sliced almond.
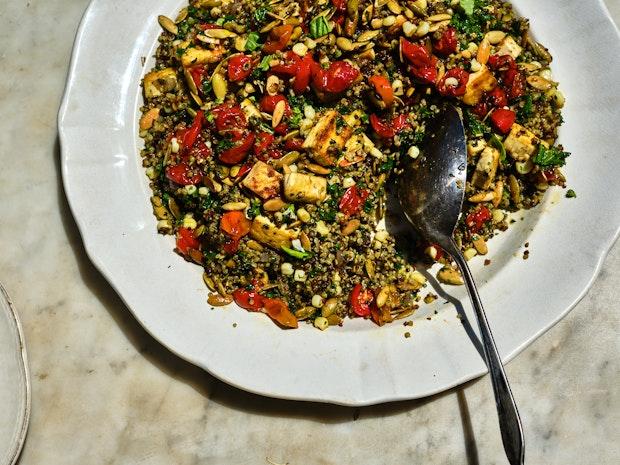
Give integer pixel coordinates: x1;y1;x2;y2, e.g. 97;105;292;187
272;100;286;128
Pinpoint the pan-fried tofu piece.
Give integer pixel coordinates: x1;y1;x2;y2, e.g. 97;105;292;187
242;161;282;200
250;215;296;250
181;47;224;68
283;173;327;204
471;147;500;190
496;36;523;59
143;68;177;99
504;124;539;161
302;110;363;166
462;65;498;106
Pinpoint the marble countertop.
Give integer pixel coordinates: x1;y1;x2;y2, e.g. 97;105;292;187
1;0;618;463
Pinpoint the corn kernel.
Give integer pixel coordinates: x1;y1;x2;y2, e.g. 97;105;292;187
281;262;294;276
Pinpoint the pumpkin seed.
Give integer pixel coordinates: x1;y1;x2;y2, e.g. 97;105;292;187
493;180;504;208
168;197;181;219
527;35;553;62
336;37;355;51
203;28;238;39
158;15;178;35
365;259;375;278
361;5;374;24
427;13;451;22
183;68;199;95
203;273;217;292
207;293;233;307
357;30;380;42
509;174;521;205
295;306;316;320
175;8;188;23
386;0;402;14
526;75;555;91
222;201;248;211
212;73;228;100
303;162;331;175
395;309;414;320
429;19;450;33
260;19;280;33
300;232;312;251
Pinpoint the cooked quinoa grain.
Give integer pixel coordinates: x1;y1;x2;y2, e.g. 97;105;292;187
139;0;569;329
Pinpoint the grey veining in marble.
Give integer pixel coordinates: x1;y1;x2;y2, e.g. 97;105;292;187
0;0;619;464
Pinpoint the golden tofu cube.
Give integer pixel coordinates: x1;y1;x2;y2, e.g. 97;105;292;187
472;146;500;190
283;173;327;204
462;65;498;106
249;215;296;250
504;124;539;162
143;68;177;99
497;36;523;59
242;161;282;200
302;110;362;166
181;47;224;68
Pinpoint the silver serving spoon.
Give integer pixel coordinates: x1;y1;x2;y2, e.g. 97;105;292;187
397;105;525;465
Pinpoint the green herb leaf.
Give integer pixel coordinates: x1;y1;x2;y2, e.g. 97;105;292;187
488;134;507;164
258;54;273;71
310;15;331;39
464;110;491;138
380;157;395;173
254;6;270;24
248;199;262;219
565;189;577;198
517;95;534;122
245;32;262;51
460;0;475;15
533;145;571;167
281;246;312;260
215;137;235;152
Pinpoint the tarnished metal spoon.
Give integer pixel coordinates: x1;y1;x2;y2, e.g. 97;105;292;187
397;105;525;465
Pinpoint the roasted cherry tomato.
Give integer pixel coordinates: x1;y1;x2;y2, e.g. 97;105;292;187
292;53;314;94
487;87;508;108
466;206;492;233
437;68;469;97
369;75;395;106
350;284;374;317
490;108;516;134
199;23;220;30
284;138;305;151
488;54;516;71
181;111;205;151
223;238;240;254
433;27;458;56
339;185;370;216
253;131;276;156
271;51;301;76
227;54;254;82
213;105;247;134
232;288;265;311
324;61;360;93
166;163;202;186
176;227;200;255
220;211;251;240
369;113;409;139
263;24;293;53
187;137;212;162
259;94;292;116
262;298;298;329
235;162;253;179
188;66;207;92
331;0;347;14
218;131;255;165
401;39;438;84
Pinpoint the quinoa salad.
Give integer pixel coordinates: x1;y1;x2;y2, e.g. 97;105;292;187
139;0;570;330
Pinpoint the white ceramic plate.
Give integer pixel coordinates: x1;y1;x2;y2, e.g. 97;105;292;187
0;284;30;465
59;0;620;405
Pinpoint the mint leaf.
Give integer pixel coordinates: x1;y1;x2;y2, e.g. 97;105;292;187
245;32;261;51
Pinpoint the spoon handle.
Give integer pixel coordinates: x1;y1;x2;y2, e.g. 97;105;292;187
449;244;525;465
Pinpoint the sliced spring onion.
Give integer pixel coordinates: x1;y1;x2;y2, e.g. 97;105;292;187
310;15;331;39
281;246;312;260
